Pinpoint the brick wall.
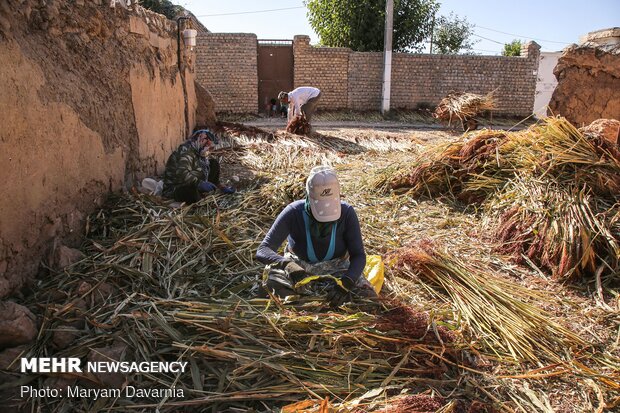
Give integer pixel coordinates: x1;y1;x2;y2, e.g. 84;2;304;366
293;36;350;110
297;39;540;116
389;53;538;115
348;52;384;110
195;33;258;113
195;32;540;116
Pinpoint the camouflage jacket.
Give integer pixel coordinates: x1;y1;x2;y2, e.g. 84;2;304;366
162;141;206;198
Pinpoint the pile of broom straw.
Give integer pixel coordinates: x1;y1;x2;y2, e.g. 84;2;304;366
433;91;496;124
287;114;311;135
18;190;617;412
390;117;620;281
13;191;492;413
4;123;618;412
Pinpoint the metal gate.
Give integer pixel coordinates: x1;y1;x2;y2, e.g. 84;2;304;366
257;40;294;116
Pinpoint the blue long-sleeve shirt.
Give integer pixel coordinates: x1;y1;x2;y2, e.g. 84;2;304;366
256;200;366;282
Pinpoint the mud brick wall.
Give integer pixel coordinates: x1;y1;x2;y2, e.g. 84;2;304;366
549;41;620;125
0;1;197;299
293;36;350;110
195;33;258;113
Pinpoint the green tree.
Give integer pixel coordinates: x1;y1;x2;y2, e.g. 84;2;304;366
304;0;439;52
138;0;182;20
502;39;522;56
432;13;477;54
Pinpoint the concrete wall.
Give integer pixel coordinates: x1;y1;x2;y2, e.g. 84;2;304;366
534;52;561;118
195;33;258;113
0;1;197;298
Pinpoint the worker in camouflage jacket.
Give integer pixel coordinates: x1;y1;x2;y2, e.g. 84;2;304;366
162;129;235;203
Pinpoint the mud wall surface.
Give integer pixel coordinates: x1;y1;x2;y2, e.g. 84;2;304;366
0;0;197;298
549;43;620;125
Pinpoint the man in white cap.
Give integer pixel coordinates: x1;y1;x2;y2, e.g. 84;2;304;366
256;166;377;307
278;86;321;125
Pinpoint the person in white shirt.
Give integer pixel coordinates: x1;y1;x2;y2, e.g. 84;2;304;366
278;86;322;124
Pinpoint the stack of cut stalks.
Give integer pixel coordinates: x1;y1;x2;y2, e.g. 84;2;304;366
433;91;496;126
16;191;488;413
20;190;618;413
287;114;311;135
391;117;620;281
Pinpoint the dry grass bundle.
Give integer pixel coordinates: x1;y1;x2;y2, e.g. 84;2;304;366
390;130;509;201
238;142;343;173
214;121;276;141
392;240;586;364
390;241;620;409
489;179;620;281
287;114;311;135
241;171;308;217
505;117;620;197
433;92;496;127
82;192;262;299
394;117;620;203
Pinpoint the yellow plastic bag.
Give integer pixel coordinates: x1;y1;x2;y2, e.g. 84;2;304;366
363;254;384;294
293;255;384;294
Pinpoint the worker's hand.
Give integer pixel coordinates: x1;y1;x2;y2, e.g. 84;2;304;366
198;181;217;192
326;276;355;308
284;261;308;283
219;185;236;194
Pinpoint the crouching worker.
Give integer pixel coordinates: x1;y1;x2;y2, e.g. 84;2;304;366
278;86;321;129
256;166;377;307
162;129;235;204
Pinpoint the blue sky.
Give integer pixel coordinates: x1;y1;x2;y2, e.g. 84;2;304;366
177;0;619;54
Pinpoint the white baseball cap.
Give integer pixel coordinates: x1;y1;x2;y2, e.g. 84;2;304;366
306;166;341;222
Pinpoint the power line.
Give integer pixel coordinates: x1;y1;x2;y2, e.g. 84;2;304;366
476;25;571;44
472;33;504;45
471;48;502;54
473;32;565;52
196;6;304;17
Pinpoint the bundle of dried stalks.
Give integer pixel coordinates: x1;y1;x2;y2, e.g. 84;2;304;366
287;115;311;135
488;179;620;281
391;241;620;406
433;92;496;124
390;130;508;201
393;240;586;364
393;117;620;202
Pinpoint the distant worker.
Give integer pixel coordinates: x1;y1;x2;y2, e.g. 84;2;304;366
278;86;321;124
162;129;235;204
256;166;377;307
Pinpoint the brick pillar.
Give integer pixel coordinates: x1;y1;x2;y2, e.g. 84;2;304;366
293;35;311;88
521;41;541;60
293;35;311;50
